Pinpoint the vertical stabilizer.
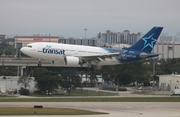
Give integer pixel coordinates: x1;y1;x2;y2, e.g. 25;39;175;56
127;27;163;52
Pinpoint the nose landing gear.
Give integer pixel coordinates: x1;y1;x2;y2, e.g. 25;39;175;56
38;59;42;67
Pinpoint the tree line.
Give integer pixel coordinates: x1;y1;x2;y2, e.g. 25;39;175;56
18;68;82;95
17;58;180;95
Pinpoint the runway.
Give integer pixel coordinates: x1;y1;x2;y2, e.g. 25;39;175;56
0;102;180;117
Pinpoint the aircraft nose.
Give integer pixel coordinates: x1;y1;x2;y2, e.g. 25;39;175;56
20;47;24;53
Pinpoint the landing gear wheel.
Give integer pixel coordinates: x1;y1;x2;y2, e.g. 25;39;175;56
38;61;42;67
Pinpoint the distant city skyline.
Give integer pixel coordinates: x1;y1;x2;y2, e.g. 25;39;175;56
0;0;180;38
2;30;180;39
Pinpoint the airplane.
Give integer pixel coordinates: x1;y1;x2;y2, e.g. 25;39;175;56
20;26;163;70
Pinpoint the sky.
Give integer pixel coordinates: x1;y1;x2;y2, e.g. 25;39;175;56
0;0;180;38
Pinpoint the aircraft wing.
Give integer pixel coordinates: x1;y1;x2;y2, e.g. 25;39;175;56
75;52;123;62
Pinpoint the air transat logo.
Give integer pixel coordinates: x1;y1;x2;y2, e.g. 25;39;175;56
42;45;65;55
141;33;156;51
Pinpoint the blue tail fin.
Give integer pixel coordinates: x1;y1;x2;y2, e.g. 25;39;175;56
127;26;163;52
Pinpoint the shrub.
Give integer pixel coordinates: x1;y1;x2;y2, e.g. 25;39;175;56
82;81;88;87
19;87;30;95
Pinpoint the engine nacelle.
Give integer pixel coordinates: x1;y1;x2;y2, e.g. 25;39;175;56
64;56;80;65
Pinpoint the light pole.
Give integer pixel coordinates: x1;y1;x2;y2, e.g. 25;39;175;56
152;58;156;89
117;77;119;94
84;28;87;39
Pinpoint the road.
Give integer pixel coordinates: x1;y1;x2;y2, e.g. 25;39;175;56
0;102;180;117
0;57;79;67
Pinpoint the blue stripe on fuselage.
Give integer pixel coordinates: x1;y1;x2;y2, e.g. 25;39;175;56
102;47;149;63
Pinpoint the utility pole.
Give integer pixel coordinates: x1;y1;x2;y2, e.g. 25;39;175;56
117;78;119;94
152;58;156;89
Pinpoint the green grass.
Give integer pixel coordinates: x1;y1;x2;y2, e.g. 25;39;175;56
0;107;107;115
0;97;180;102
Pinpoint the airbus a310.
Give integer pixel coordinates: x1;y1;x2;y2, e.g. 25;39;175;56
20;26;163;69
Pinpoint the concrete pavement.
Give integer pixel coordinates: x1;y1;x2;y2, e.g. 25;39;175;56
0;102;180;117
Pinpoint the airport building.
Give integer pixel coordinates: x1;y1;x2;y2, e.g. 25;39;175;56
153;42;177;59
81;75;103;83
0;76;35;94
158;74;180;91
152;34;180;59
14;35;59;48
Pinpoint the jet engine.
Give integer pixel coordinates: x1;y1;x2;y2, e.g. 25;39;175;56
64;56;85;65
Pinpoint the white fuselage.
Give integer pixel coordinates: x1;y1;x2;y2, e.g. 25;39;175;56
20;42;120;66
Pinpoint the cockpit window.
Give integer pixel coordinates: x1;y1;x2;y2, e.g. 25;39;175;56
27;45;32;48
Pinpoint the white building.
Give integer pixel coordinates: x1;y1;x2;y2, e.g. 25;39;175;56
81;75;103;83
0;76;35;93
153;42;180;59
158;74;180;91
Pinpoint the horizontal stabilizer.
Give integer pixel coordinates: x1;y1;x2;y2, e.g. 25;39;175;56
139;53;159;58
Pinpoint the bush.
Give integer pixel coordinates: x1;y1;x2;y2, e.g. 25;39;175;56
82;81;96;87
19;87;30;95
89;82;96;87
82;81;88;87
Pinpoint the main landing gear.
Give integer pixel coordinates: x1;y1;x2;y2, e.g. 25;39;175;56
38;59;42;67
